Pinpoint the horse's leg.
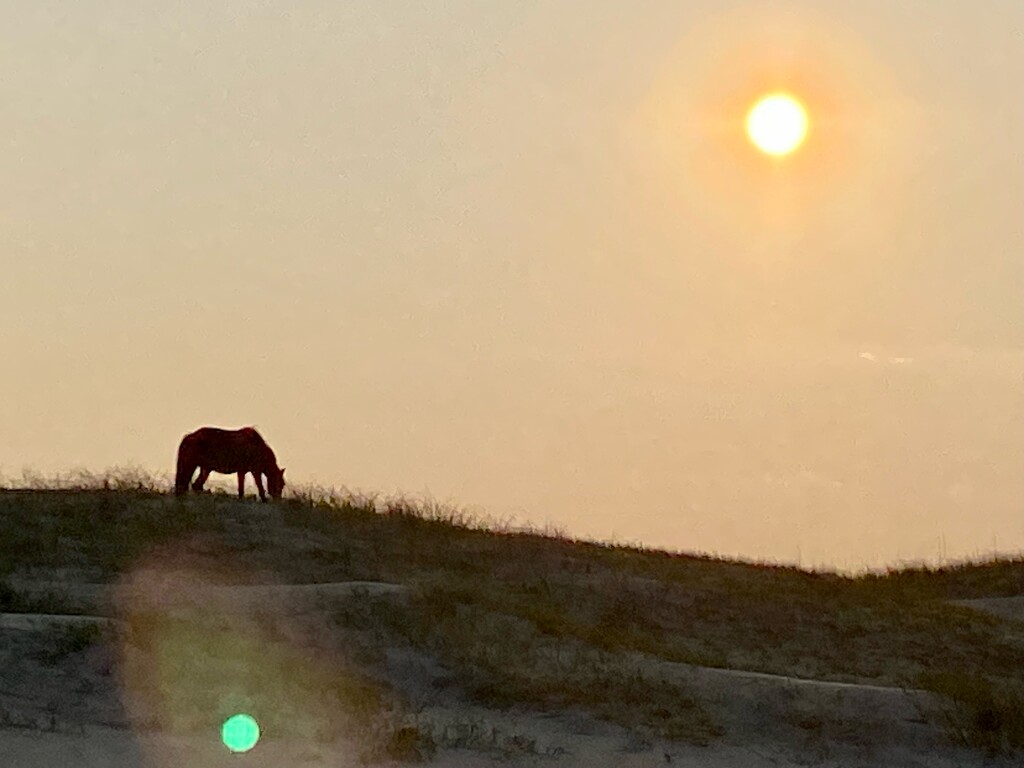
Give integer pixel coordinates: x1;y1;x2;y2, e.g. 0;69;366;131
192;467;211;493
254;472;267;502
237;471;246;499
175;464;196;496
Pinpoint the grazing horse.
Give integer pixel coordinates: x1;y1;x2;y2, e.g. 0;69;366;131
175;427;286;502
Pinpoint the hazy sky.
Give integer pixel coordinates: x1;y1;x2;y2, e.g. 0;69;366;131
2;1;1021;569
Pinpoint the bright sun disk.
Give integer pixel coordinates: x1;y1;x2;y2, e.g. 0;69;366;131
746;93;808;156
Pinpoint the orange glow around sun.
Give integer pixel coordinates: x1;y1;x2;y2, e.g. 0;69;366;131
632;7;891;233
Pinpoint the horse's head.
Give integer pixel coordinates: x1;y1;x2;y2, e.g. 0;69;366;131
268;467;286;500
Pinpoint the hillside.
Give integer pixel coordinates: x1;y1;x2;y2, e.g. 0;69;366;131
2;475;1024;767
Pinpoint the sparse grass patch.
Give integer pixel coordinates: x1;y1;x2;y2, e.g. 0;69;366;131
0;488;228;578
854;557;1024;601
919;671;1024;755
0;571;95;614
377;724;438;762
356;587;723;745
32;622;105;665
5;467;169;494
428;715;567;759
0;704;43;730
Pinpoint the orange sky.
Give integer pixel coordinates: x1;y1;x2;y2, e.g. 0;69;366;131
1;1;1021;569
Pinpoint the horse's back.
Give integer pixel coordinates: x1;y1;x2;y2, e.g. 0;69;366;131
184;426;264;447
181;426;272;472
186;426;257;440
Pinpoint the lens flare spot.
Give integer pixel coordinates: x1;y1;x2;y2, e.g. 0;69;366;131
222;713;260;753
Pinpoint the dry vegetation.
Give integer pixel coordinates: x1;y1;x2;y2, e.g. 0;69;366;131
2;467;1024;757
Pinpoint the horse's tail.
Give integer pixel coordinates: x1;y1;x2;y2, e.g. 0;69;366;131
174;434;195;496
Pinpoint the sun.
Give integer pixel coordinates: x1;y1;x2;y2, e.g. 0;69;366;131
746;93;808;156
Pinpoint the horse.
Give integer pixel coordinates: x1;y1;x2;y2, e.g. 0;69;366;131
175;427;286;502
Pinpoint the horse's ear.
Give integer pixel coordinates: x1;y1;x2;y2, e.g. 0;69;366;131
280;468;286;476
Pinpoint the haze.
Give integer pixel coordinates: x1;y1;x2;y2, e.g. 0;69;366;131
1;1;1021;570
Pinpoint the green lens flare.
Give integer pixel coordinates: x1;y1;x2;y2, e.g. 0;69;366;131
221;713;260;753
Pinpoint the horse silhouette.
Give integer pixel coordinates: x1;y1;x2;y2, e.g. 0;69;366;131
175;427;286;501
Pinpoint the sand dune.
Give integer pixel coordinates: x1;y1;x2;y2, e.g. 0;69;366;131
3;577;1017;767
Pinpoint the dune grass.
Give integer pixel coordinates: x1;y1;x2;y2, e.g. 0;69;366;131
2;469;1024;753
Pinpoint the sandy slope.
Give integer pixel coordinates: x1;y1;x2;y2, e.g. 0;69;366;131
956;596;1024;623
0;613;122;632
0;727;820;768
2;578;1019;768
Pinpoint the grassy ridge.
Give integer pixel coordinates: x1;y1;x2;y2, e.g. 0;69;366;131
2;469;1024;751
